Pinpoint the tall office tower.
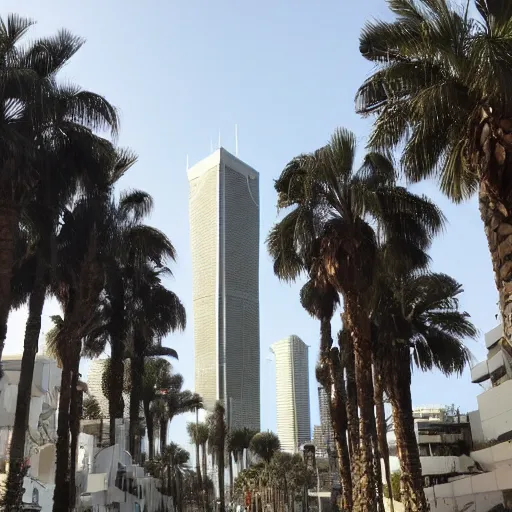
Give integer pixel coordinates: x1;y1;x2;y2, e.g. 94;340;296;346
318;386;334;449
87;359;110;418
270;335;311;452
188;148;260;431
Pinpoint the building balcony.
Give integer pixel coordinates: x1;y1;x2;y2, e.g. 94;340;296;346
417;433;465;445
477;379;512;441
419;455;477;476
471;351;506;383
485;324;504;349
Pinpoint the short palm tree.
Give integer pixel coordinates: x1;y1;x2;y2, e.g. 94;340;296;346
82;395;102;420
356;0;512;345
160;442;190;512
267;127;443;512
249;432;280;465
373;270;476;511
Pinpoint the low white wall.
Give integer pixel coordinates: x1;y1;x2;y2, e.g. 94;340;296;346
470;441;512;471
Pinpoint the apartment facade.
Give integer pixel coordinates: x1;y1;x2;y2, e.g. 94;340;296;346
271;335;311;452
188;148;260;430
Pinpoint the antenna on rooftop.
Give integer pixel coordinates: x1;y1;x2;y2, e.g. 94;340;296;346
218;130;221;149
210;138;213;153
186;154;189;171
235;124;239;157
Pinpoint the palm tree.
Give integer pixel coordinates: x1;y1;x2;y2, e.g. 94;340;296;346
188;421;210;488
0;16;118;374
160;443;190;512
124;265;185;462
2;34;118;512
356;0;512;344
141;358;173;460
82;395;102;420
300;277;353;511
373;271;476;512
102;189;177;445
249;432;280;465
155;374;203;453
208;402;227;512
267;128;443;512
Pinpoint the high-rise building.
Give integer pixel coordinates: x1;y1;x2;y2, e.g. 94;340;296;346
87;359;110;418
188;148;260;431
87;359;129;420
270;335;311;452
318;386;334;449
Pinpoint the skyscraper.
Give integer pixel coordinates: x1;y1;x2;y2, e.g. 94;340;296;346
188;148;260;431
270;335;311;452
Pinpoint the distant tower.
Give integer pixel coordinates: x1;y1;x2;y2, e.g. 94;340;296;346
271;336;311;452
188;148;260;430
318;386;334;450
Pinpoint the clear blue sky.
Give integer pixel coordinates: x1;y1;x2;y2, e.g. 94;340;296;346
4;0;497;450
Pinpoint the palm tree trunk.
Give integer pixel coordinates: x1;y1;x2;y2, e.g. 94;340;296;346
4;251;46;511
374;360;394;512
196;441;203;488
0;203;19;374
218;449;225;512
388;348;427;512
344;295;377;512
479;181;512;348
144;399;155;460
108;323;125;446
228;451;233;501
69;366;83;511
53;353;74;512
341;324;359;459
368;366;385;512
160;418;168;454
328;347;352;511
318;318;352;510
202;443;208;486
129;349;144;462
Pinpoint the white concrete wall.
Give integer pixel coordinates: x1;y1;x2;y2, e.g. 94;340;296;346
477;380;512;440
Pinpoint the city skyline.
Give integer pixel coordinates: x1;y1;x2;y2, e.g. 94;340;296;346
271;335;311;452
188;147;260;431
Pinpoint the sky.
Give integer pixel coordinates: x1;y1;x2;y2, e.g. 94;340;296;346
3;0;499;451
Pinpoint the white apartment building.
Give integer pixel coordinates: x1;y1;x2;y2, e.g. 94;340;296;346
385;325;512;512
271;335;311;453
0;354;169;512
188;148;260;430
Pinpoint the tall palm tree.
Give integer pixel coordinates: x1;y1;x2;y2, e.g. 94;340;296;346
188;421;210;487
0;16;118;372
373;271;476;512
356;0;512;344
267;128;443;512
155;373;203;453
2;35;118;512
124;265;185;462
208;402;227;512
141;357;173;460
102;189;177;445
300;277;353;511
